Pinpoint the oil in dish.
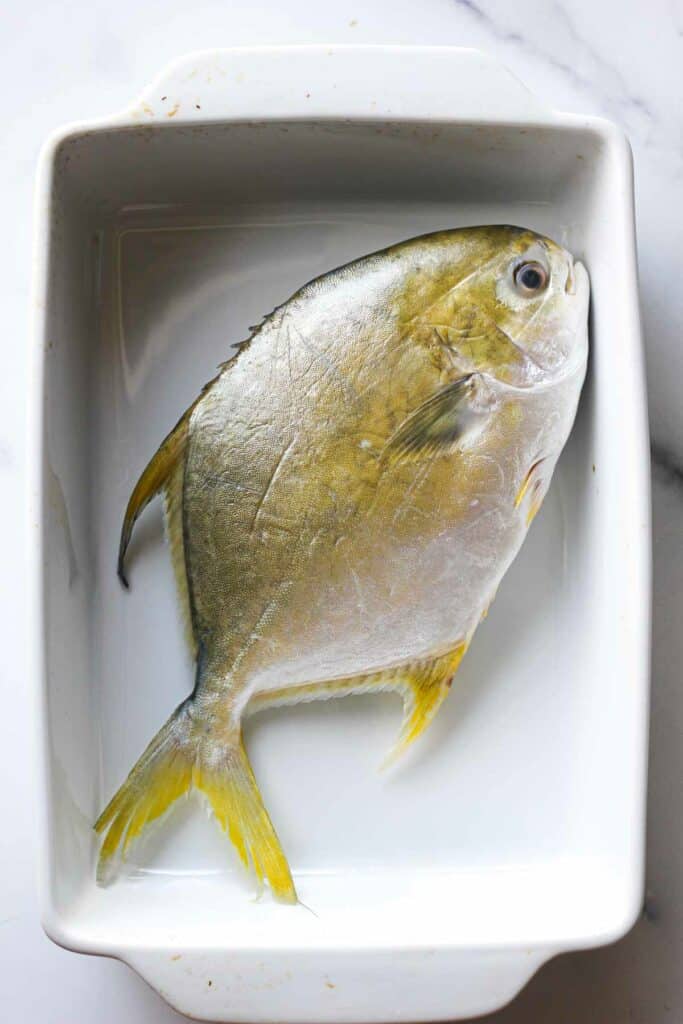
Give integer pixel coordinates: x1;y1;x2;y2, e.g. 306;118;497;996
96;226;589;902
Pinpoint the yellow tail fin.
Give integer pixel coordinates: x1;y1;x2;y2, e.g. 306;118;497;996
95;700;297;902
194;736;296;903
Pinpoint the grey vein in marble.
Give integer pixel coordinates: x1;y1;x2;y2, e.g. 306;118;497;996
454;0;659;141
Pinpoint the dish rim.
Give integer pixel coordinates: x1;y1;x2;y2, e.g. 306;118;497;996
28;43;652;1021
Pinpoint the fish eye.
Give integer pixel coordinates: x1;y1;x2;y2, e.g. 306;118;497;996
514;261;549;296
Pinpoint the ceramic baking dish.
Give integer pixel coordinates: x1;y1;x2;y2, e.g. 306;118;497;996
30;46;651;1022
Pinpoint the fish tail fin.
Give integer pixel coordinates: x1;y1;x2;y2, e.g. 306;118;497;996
95;699;195;884
193;734;298;904
95;699;297;903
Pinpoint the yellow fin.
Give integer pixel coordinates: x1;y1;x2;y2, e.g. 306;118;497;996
526;480;544;525
95;699;296;902
117;363;227;587
193;736;297;904
95;701;195;883
245;672;401;714
383;643;468;767
514;457;545;509
117;407;193;587
247;642;469;767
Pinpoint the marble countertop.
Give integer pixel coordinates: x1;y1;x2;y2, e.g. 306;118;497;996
1;1;680;1020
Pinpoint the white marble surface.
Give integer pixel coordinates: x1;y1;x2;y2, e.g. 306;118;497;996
1;1;680;1020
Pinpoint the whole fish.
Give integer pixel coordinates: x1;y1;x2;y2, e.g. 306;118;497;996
96;226;589;901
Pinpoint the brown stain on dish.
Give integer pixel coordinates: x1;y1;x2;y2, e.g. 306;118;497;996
167;102;180;118
170;954;181;961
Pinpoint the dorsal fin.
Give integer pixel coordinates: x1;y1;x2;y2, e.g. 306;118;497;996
116;357;237;588
117;403;195;588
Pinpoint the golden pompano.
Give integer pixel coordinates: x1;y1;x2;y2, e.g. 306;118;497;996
96;225;589;901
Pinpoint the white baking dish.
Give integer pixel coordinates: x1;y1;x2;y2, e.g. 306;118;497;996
30;46;651;1022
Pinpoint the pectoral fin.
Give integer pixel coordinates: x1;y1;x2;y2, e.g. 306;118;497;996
383;374;482;464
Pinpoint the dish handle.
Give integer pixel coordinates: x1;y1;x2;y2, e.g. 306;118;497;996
126;45;552;126
125;944;552;1022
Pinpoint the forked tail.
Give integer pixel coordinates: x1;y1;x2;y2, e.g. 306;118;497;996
95;699;297;903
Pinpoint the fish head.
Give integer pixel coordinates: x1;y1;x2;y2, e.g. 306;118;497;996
406;226;589;386
487;226;589;382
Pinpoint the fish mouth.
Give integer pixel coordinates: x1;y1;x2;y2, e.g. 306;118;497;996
565;257;588;297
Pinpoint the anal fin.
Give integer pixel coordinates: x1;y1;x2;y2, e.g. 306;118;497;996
383;643;468;767
247;642;468;767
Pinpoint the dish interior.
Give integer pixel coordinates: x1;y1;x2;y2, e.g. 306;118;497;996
42;119;639;950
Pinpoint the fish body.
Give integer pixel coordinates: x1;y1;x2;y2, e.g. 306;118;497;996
97;226;589;901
